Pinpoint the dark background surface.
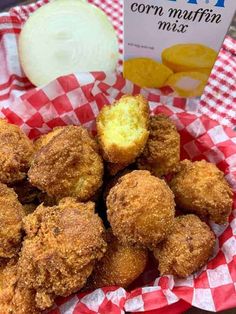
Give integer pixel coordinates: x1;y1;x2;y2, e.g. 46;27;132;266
1;1;236;313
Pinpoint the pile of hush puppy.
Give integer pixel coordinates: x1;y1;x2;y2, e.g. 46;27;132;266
0;95;233;314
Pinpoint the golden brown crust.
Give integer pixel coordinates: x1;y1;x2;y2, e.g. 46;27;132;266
86;229;148;289
107;170;175;247
28;126;104;201
18;198;107;310
0;258;39;314
96;95;150;164
0;183;24;259
103;169;133;203
137;115;180;177
34;126;65;151
0;119;34;184
170;160;233;224
153;215;216;277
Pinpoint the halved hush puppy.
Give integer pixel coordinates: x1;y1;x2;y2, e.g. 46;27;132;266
96;95;150;164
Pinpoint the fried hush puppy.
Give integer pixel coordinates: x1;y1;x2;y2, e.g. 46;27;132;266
28;126;104;201
107;170;175;247
87;229;148;289
137;115;180;177
0;119;34;184
96;95;149;164
170;160;233;224
18;198;107;310
0;258;38;314
34;126;64;151
103;168;133;203
153;215;215;278
0;183;24;259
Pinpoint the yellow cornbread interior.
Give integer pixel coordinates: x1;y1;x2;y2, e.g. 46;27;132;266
123;57;173;88
166;72;208;97
101;98;147;147
162;44;217;74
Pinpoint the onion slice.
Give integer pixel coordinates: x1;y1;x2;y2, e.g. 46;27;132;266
19;0;119;86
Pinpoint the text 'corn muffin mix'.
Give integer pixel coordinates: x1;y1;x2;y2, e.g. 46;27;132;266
123;0;235;97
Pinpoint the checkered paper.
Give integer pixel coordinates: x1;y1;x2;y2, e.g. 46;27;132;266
200;36;236;128
0;1;236;313
3;72;236;314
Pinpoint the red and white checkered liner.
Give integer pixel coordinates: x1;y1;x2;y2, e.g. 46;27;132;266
0;1;236;313
200;36;236;128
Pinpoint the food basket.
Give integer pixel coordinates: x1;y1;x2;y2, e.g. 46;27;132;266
0;1;236;313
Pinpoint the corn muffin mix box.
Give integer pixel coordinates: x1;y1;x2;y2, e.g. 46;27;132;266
123;0;236;97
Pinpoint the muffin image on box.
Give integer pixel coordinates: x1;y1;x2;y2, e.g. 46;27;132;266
165;72;209;97
123;57;173;88
162;43;217;74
